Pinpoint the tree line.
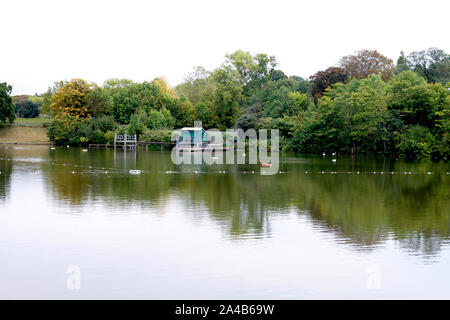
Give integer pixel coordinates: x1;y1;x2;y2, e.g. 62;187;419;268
0;47;449;158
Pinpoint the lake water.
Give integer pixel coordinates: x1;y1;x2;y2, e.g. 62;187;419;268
0;145;449;299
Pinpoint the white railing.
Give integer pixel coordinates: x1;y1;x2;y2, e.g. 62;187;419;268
114;134;137;148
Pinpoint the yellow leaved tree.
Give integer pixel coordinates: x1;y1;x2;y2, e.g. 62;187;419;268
50;78;94;119
153;77;177;99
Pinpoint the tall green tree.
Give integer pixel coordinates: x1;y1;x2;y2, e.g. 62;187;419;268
262;82;306;118
406;48;450;84
0;83;16;123
394;51;410;74
349;76;389;154
40;80;66;116
176;66;215;106
103;78;138;124
290;76;312;94
388;74;448;131
146;107;175;129
291;75;390;155
85;86;112;117
210;67;243;129
224;50;276;102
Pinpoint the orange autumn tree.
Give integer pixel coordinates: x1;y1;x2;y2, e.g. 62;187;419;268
50;78;94;119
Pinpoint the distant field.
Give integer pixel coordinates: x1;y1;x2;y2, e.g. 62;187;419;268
0;126;50;143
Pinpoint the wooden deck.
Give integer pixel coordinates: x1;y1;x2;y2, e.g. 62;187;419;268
88;144;116;148
89;141;176;150
89;142;234;151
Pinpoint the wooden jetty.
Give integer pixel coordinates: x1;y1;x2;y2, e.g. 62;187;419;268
89;140;176;150
88;131;231;151
139;141;176;151
88;141;232;151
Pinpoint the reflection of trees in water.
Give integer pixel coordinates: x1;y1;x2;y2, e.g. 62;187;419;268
0;157;13;201
395;232;445;258
43;151;450;255
170;173;273;239
289;169;449;255
305;198;389;251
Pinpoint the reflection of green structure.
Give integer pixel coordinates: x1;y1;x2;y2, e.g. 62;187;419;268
178;127;210;148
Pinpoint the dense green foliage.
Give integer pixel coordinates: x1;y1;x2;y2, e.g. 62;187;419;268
13;95;41;118
405;48;450;84
44;78;190;146
0;83;15;124
287;73;449;159
35;47;450;158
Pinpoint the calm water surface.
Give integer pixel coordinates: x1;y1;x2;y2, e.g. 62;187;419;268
0;145;449;299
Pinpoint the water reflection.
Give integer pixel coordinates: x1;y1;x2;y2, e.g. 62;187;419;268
0;155;13;201
1;146;449;258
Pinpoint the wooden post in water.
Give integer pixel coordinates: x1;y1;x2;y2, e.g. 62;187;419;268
124;134;127;150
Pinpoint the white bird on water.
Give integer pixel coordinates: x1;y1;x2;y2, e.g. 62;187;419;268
332;159;337;162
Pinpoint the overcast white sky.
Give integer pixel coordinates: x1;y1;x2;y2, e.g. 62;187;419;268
1;0;449;95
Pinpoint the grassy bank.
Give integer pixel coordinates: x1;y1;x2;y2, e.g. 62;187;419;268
13;117;52;127
0;126;50;143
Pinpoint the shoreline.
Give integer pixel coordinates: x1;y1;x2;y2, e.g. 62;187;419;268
0;142;54;145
